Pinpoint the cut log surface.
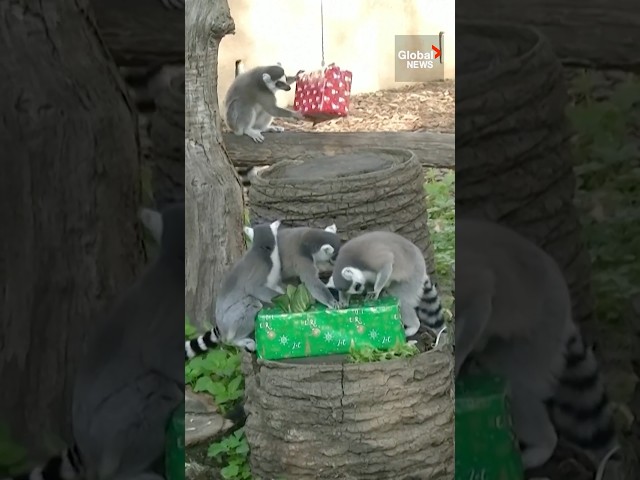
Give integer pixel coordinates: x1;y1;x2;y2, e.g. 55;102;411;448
224;131;455;170
248;148;438;278
242;350;454;480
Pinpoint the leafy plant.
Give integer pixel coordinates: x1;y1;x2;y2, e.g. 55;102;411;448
272;284;315;313
566;72;640;324
185;318;244;413
208;428;251;480
348;341;420;363
185;316;197;339
185;348;244;414
424;170;455;320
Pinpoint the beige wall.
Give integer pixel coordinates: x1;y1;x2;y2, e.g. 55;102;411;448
218;0;455;107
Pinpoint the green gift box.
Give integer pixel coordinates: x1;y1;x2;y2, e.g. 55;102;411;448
255;296;407;360
165;402;185;480
455;375;524;480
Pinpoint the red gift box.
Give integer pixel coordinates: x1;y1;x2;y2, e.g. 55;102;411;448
294;63;352;124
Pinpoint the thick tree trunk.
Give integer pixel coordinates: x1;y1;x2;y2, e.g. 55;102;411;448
456;21;596;333
242;351;455;479
0;0;143;458
150;73;185;205
185;0;244;329
248;149;438;280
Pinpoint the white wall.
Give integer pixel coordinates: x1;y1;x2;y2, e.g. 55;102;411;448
218;0;455;107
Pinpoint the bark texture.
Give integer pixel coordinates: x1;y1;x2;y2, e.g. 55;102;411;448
242;351;454;480
185;0;245;329
249;149;438;279
458;0;640;70
0;0;143;457
91;0;183;66
150;71;185;205
91;0;185;207
456;21;596;332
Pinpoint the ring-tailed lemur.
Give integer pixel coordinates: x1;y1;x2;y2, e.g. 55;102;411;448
326;231;445;337
186;223;342;360
244;223;342;308
212;220;283;352
3;203;185;480
455;217;618;473
224;65;303;143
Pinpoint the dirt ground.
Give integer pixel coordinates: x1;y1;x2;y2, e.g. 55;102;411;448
273;80;455;134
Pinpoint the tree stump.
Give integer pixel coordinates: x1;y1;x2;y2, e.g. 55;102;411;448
248;148;438;279
456;20;605;478
456;20;596;333
245;148;453;477
242;350;454;480
185;0;245;329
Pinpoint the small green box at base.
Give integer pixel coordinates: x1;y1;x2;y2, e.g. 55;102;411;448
255;296;406;360
165;402;185;480
455;375;524;480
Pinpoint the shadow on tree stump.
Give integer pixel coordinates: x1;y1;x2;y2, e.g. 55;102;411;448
248;148;438;279
456;20;616;478
241;345;454;480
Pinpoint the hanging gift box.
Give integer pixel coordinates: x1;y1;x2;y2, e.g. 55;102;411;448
293;63;353;124
255;296;406;361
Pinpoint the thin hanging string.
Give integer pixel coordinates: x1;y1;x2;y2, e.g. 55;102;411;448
320;0;325;67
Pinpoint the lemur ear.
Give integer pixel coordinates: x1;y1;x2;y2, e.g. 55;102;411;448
342;267;355;280
325;223;337;234
243;226;254;242
320;244;334;256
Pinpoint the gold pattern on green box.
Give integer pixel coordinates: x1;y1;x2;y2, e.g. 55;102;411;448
255;296;406;360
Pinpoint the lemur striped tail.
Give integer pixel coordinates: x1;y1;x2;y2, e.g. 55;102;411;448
185;325;222;360
549;329;617;462
6;445;83;480
415;275;445;331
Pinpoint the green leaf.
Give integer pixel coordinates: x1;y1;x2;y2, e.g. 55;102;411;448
272;294;291;313
185;320;197;339
292;284;314;312
226;375;243;394
285;284;297;299
235;442;250;455
194;376;227;398
221;464;240;479
289;287;307;313
207;442;228;458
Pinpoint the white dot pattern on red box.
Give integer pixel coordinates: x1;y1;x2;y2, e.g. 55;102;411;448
293;64;353;120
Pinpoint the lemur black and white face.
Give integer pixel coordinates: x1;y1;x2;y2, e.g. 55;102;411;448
262;70;291;93
328;267;372;295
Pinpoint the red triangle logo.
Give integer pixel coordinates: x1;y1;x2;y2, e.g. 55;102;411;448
432;45;441;59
